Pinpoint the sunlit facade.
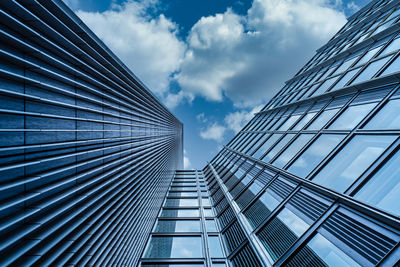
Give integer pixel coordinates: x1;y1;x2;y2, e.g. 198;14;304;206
203;0;400;266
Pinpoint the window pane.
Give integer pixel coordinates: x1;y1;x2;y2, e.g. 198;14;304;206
305;233;360;266
208;236;224;258
328;103;376;130
144;236;203;258
307;109;339;130
205;219;218;232
292;112;317;130
169;192;198;197
160;209;199;217
154;220;201;232
355;150;400;216
330;68;360;91
278;115;302;131
258;208;309;262
204;208;214;217
253;134;282;159
262;134;296;162
202;198;211;206
364;99;400;129
380;56;400;76
351;56;390;84
312;135;396;193
288;134;345;178
165;198;199;207
273;134;314;168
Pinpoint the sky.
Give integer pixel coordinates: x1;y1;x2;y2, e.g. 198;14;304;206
63;0;371;169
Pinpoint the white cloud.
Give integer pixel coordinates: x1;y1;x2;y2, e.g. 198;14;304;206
200;123;227;142
224;105;263;133
76;0;185;96
196;113;208;123
183;149;191;169
347;1;360;12
174;0;347;108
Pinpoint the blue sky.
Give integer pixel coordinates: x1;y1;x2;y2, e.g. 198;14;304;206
64;0;370;169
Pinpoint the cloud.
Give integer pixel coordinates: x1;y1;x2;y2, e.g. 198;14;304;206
183;149;191;169
224;105;263;133
347;1;360;12
196;113;208;123
200;123;227;142
76;0;186;96
174;0;347;108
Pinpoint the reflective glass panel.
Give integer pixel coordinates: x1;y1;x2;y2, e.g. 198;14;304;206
205;219;218;232
330;67;360;91
355;46;381;66
307;109;340;130
273;134;314;168
328;103;376;130
355;150;400;216
204;208;214;217
208;236;224;258
154;220;201;232
160;209;199;217
202;198;211;206
278;115;302;131
351;56;390;84
304;233;360;266
381;55;400;76
144;236;203;258
365;99;400;129
165;198;199;207
288;134;345;178
292;113;317;130
312;135;396;193
253;134;282;159
262;134;296;162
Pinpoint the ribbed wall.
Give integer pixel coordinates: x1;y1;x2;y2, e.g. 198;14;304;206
0;0;182;266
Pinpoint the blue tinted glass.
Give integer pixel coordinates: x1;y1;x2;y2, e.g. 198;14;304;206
352;56;390;84
262;134;296;162
273;134;314;168
145;236;203;258
355;46;381;66
154;220;201;232
278;115;302;131
277;208;309;236
312;135;396;193
328;103;376;130
288;134;345;178
165;198;199;207
355;150;400;216
253;134;282;159
205;219;218;232
365;99;400;129
208;236;224;258
292;113;317;130
160;209;199;217
306;233;361;266
307;109;339;130
330;68;360;91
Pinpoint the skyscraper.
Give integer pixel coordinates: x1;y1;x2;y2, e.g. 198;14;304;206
1;0;400;266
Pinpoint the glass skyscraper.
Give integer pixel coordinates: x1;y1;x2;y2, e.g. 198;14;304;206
1;0;400;266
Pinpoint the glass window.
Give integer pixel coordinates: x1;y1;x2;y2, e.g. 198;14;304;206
312;135;396;193
328;103;376;130
205;219;218;232
273;134;314;168
165;198;199;207
160;209;199;218
253;134;282;159
310;77;338;97
203;208;214;217
380;56;400;76
208;236;224;258
351;56;390;84
381;37;400;55
292;113;317;130
202;198;211;206
365;99;400;129
278;115;302;131
258;208;309;262
144;236;203;258
330;67;360;91
307;109;340;130
288;134;345;178
169;192;198;197
262;134;296;162
355;46;381;66
154;220;201;232
355;149;400;216
302;233;361;266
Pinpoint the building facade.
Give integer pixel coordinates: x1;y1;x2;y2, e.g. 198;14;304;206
0;0;182;266
202;0;400;266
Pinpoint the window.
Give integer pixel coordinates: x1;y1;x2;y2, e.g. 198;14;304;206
328;103;376;130
205;219;218;232
208;236;224;258
204;208;214;217
202;198;211;206
262;134;296;162
312;135;396;193
160;209;199;217
154;220;201;232
278;115;302;131
165;198;199;207
351;56;390;84
355;149;400;216
144;236;203;258
355;46;381;67
253;134;282;159
288;134;345;178
307;109;340;130
169;192;198;197
381;37;400;55
330;67;360;91
292;113;317;130
273;134;314;168
300;233;361;266
365;98;400;129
